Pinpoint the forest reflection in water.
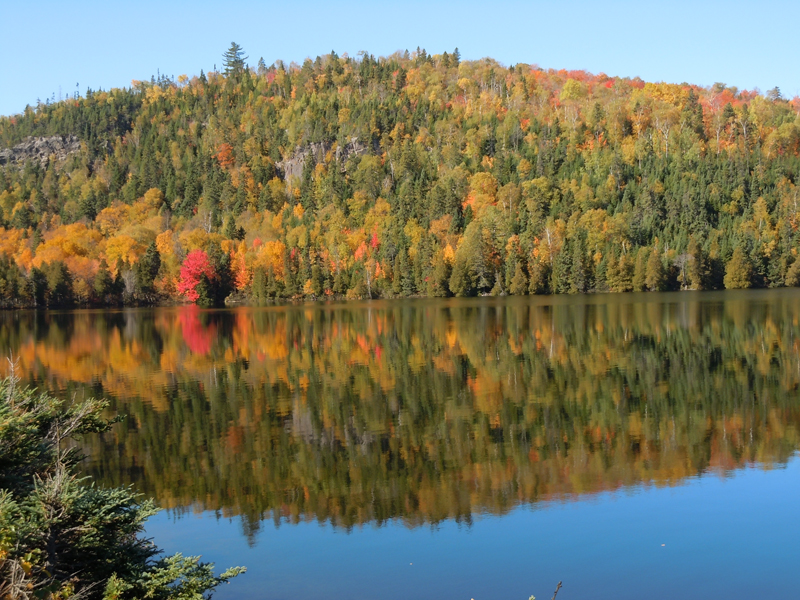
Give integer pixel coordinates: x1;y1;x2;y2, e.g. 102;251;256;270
1;290;799;536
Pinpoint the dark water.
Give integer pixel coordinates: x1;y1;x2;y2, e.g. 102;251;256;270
2;290;799;599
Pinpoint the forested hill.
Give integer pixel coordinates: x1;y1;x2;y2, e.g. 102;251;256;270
1;45;799;307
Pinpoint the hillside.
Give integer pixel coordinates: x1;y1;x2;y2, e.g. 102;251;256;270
0;45;799;307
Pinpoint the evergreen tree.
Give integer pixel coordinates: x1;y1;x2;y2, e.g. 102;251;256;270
94;259;114;304
569;238;588;293
332;267;347;296
449;255;475;297
645;247;666;291
250;266;268;303
687;238;707;290
528;261;551;295
632;248;648;292
206;242;233;305
490;272;504;296
723;246;753;289
0;379;243;598
785;259;800;287
135;242;161;300
616;253;634;292
29;267;48;307
428;255;451;297
45;261;74;307
311;261;324;298
509;262;528;295
222;42;248;76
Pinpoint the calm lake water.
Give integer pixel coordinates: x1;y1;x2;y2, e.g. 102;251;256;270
2;290;799;599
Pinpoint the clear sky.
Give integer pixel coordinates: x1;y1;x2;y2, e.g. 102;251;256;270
1;0;798;117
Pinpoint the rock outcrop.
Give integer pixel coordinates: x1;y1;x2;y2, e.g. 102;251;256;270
277;137;368;181
0;135;81;167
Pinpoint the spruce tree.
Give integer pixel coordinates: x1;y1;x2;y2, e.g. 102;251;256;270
645;247;666;291
222;42;248;76
135;242;161;299
251;266;268;303
723;246;753;289
687;238;706;290
94;259;114;304
45;261;74;307
509;262;528;295
785;259;800;287
632;248;647;292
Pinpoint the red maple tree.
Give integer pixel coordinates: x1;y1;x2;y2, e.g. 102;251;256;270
177;249;215;302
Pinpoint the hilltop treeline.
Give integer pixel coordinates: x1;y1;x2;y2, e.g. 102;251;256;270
1;45;800;306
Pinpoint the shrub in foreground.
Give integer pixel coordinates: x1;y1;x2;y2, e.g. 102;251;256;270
0;375;243;599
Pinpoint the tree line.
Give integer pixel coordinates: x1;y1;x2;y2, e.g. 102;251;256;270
1;44;799;306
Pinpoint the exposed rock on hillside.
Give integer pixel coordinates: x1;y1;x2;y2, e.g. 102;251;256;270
0;135;81;167
277;137;368;181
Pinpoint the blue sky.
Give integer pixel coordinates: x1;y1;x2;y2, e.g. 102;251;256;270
1;0;798;117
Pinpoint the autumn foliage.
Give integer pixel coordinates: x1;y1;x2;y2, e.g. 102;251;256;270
177;249;214;302
1;46;800;307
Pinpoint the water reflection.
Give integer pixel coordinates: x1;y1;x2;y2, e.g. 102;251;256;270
1;291;799;534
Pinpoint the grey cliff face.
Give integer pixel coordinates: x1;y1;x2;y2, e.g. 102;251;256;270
0;135;81;167
276;137;368;182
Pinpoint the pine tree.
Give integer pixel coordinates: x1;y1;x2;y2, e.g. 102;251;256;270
509;262;528;295
94;259;114;304
222;42;248;76
569;238;588;293
448;256;475;297
136;242;161;299
632;248;648;292
785;259;800;287
45;261;74;308
528;261;551;295
687;238;706;290
616;253;634;292
251;266;268;303
490;272;504;296
207;242;233;305
645;247;666;291
332;267;347;296
283;252;297;298
723;246;753;289
311;261;323;297
428;254;451;297
29;267;48;307
552;242;572;294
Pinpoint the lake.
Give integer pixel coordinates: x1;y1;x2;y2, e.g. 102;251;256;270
2;290;799;599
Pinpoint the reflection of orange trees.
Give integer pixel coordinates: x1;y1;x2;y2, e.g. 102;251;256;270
2;295;800;527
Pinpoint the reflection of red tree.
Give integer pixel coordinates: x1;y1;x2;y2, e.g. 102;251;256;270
178;305;216;355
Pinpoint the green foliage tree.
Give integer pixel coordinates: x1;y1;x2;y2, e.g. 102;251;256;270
44;261;74;307
94;258;115;304
250;266;268;303
785;258;800;287
135;241;162;300
508;262;528;295
222;42;247;76
724;246;753;289
0;378;244;599
645;247;666;291
687;238;707;290
632;248;647;292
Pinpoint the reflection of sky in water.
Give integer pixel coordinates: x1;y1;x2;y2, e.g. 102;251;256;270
148;455;800;600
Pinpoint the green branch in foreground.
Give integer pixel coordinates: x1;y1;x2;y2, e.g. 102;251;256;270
0;378;244;600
